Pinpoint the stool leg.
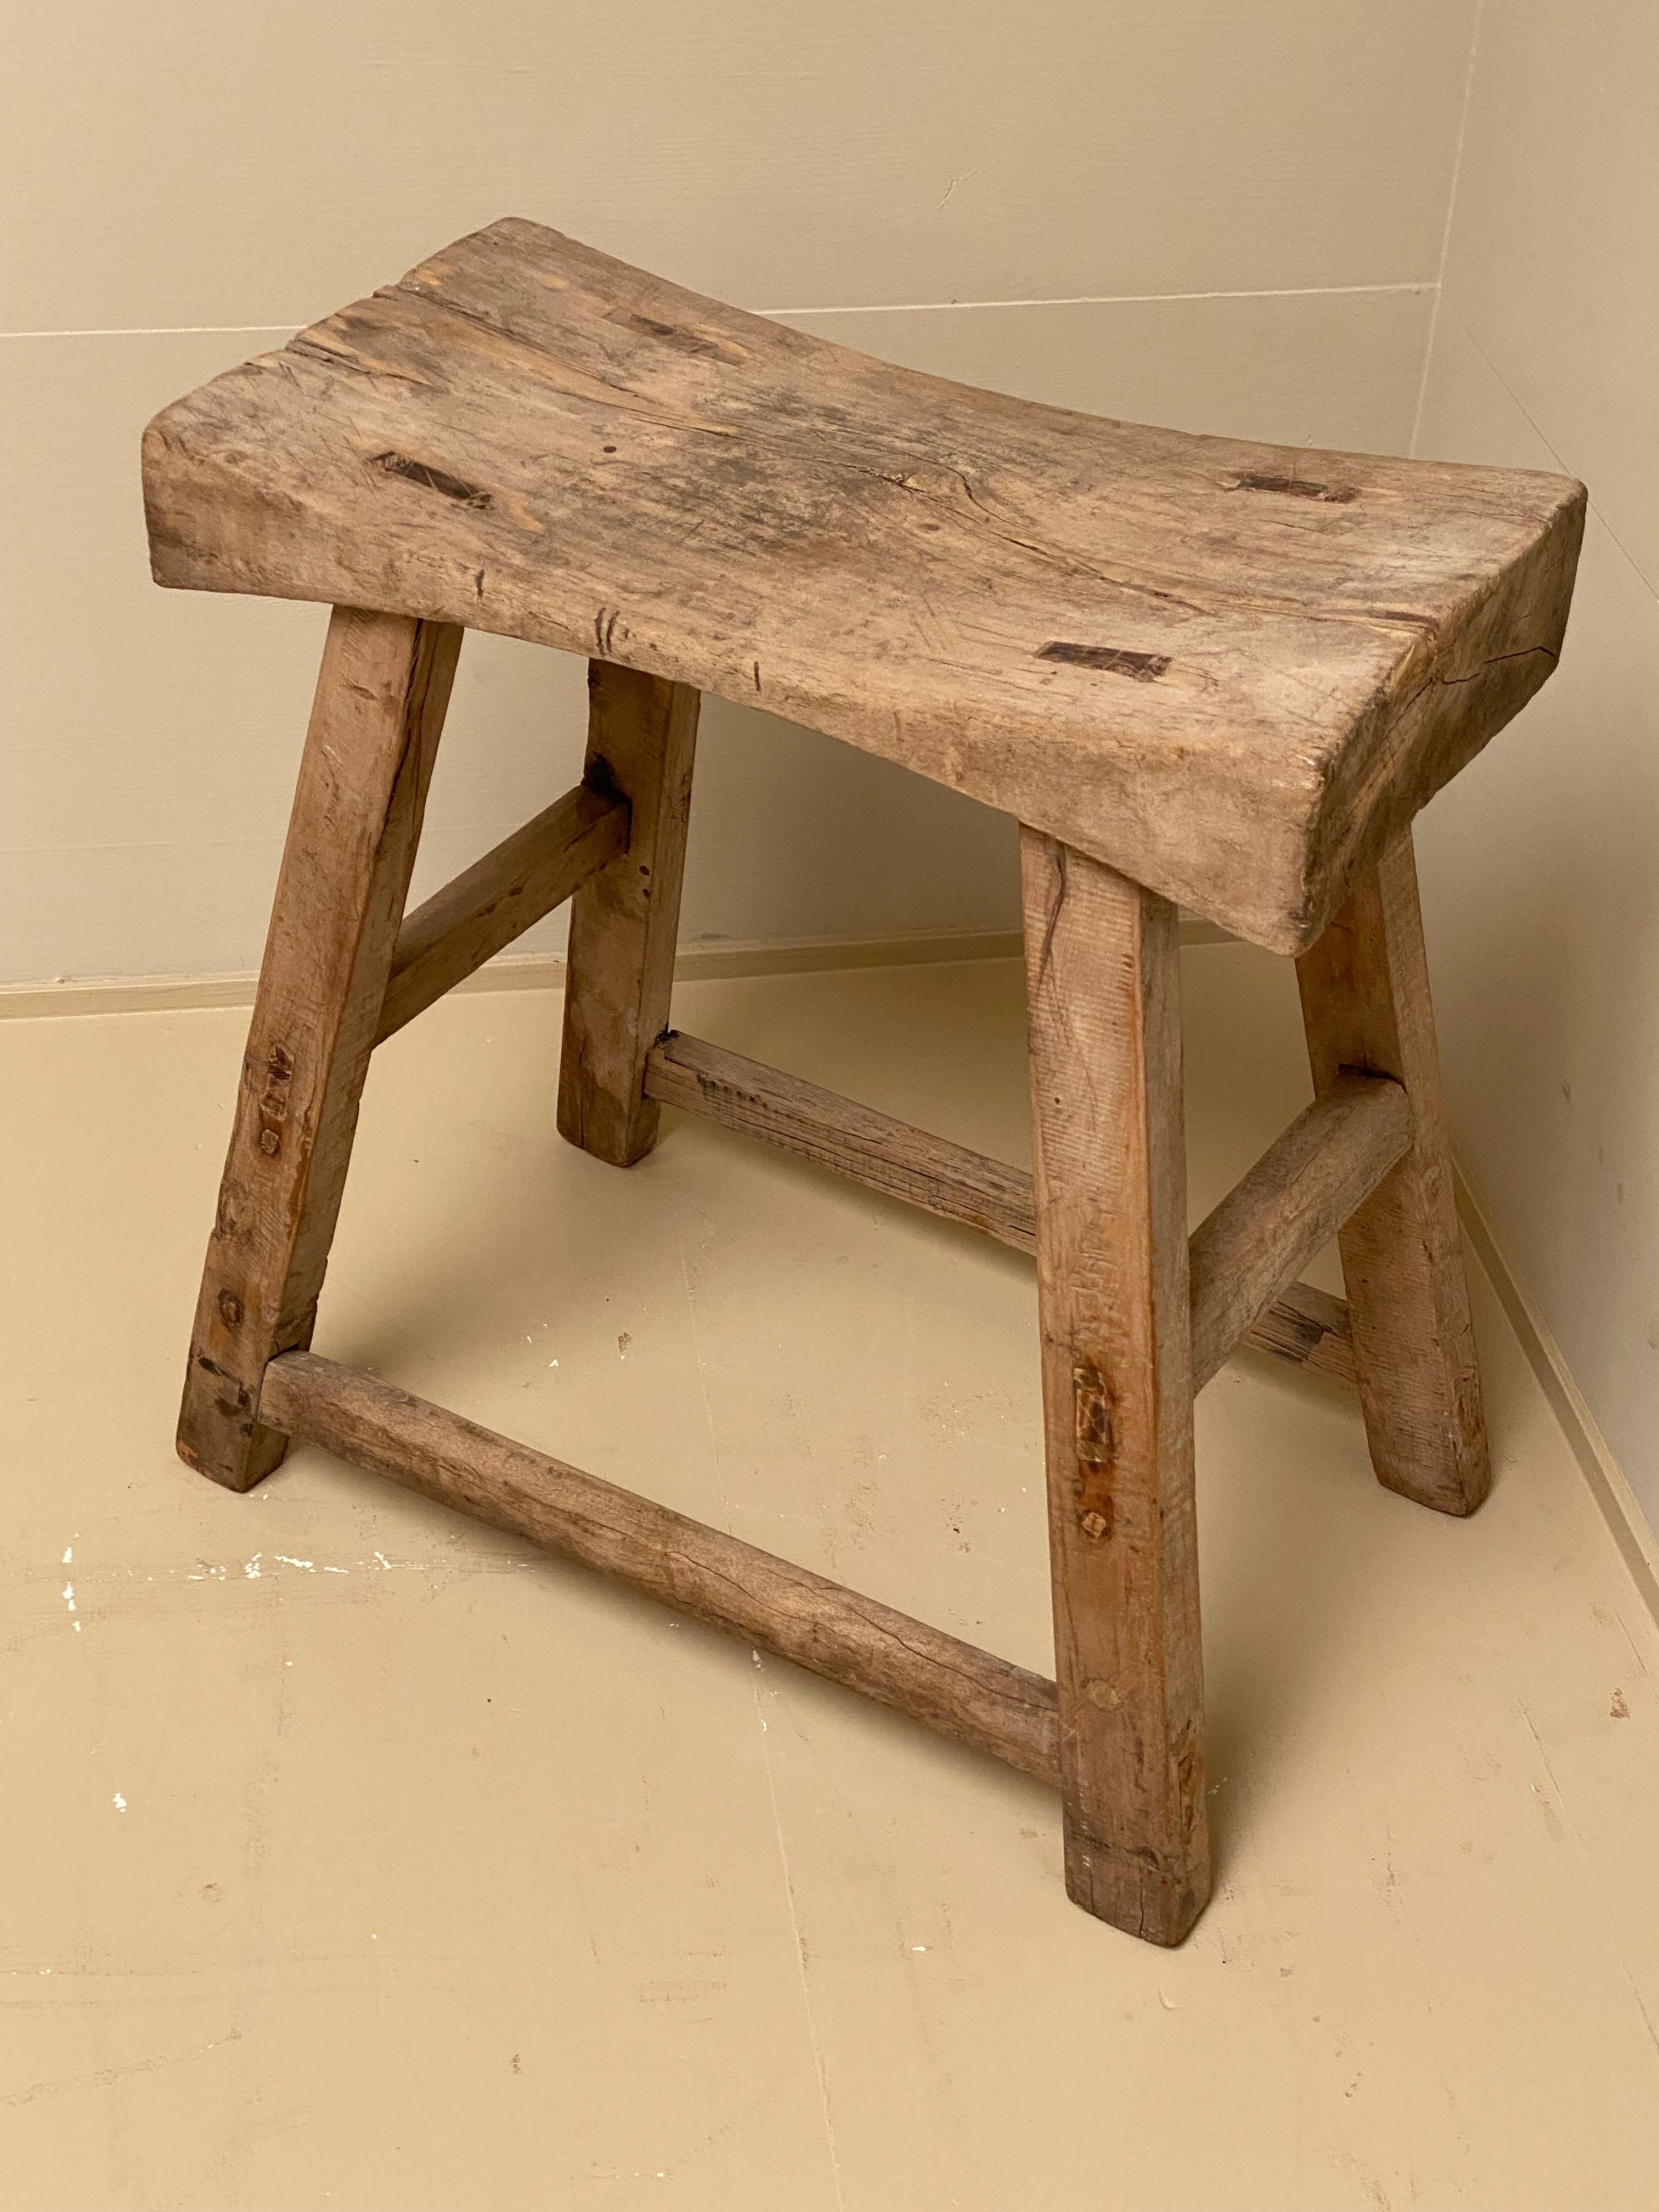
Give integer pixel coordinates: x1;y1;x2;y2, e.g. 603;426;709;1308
557;661;699;1166
178;608;462;1492
1295;833;1490;1515
1020;831;1209;1945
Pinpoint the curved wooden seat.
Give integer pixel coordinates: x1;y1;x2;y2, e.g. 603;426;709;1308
142;217;1583;951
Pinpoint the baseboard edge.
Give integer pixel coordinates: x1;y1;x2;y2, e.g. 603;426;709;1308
0;916;1234;1020
1454;1144;1659;1630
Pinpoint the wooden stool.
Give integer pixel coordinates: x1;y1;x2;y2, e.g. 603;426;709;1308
144;219;1584;1946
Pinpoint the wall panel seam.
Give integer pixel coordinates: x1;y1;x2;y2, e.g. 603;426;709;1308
1409;0;1487;454
5;281;1436;346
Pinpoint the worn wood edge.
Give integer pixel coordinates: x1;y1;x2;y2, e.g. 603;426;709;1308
1187;1071;1410;1391
649;1029;1360;1391
1451;1145;1659;1628
258;1348;1061;1784
1298;481;1587;952
375;782;628;1043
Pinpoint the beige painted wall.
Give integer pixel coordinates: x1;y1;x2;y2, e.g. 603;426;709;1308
2;0;1474;983
1410;0;1659;1533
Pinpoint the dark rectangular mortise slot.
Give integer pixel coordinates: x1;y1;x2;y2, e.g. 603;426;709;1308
1037;641;1171;680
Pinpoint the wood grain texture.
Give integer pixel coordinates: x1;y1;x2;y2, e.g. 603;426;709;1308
259;1350;1061;1785
1020;831;1207;1943
646;1029;1362;1389
142;218;1585;952
376;781;628;1043
644;1029;1036;1246
1296;834;1491;1514
557;662;699;1166
177;608;461;1490
1187;1071;1409;1391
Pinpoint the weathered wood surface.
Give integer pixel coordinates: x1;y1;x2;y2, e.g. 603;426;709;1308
647;1028;1363;1390
376;781;628;1043
1187;1070;1410;1391
644;1028;1037;1246
1297;835;1491;1515
178;609;462;1490
558;662;699;1166
143;219;1585;952
1021;833;1207;1944
259;1350;1061;1785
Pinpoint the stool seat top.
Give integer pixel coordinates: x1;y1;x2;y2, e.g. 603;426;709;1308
143;218;1583;951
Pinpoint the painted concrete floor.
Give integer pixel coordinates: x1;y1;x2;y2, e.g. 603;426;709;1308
4;945;1657;2211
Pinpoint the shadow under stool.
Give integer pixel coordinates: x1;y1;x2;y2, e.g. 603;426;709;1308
142;218;1585;1946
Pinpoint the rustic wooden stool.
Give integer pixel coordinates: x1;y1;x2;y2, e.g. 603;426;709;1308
144;219;1583;1946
